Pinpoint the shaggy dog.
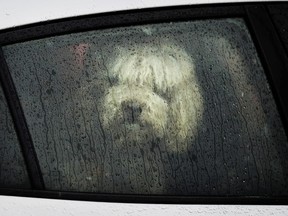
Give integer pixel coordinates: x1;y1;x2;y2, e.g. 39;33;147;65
101;41;203;153
61;41;204;193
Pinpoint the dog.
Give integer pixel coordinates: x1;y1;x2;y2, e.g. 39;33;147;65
65;40;204;194
101;41;203;153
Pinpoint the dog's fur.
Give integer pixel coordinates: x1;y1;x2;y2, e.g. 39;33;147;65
101;42;203;153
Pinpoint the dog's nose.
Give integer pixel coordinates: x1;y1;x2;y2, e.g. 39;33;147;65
122;102;142;124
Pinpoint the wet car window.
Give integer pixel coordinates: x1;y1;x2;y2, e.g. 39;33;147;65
2;18;288;195
0;83;31;189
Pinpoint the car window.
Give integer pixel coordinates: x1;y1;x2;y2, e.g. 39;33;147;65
0;83;31;189
1;18;288;197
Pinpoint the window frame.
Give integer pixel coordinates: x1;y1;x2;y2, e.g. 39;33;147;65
0;2;288;205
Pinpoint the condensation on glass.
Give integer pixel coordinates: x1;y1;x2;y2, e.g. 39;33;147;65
0;84;31;188
3;18;288;196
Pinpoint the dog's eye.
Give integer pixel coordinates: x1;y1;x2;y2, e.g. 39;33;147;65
154;87;171;103
108;76;118;85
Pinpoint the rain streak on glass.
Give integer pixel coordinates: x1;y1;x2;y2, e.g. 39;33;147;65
3;18;288;195
0;83;31;188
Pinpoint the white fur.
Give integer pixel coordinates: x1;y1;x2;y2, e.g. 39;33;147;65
102;42;203;152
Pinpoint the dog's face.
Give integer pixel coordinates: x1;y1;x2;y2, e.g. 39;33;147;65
101;42;203;152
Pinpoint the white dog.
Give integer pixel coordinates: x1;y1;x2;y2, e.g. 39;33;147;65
101;41;203;153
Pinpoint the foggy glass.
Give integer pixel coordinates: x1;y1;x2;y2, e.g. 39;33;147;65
3;18;288;196
0;83;31;188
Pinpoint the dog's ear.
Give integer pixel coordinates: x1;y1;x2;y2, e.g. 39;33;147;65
169;81;203;142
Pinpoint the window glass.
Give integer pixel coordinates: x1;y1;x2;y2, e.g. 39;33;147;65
3;18;288;195
0;84;31;188
268;4;288;52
